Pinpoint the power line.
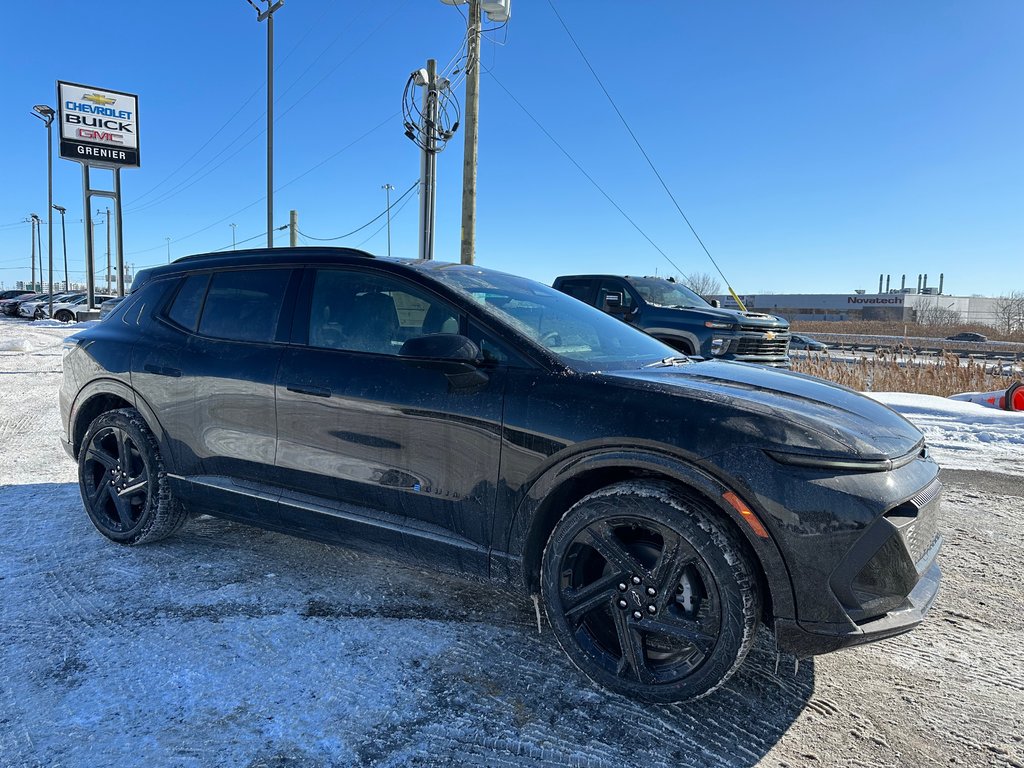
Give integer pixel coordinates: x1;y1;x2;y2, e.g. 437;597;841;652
296;181;417;241
545;0;737;298
125;111;399;257
486;70;686;277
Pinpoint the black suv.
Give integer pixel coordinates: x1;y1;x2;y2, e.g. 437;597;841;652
60;248;942;702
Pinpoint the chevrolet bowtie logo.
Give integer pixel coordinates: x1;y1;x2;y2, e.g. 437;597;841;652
765;331;776;341
82;93;116;106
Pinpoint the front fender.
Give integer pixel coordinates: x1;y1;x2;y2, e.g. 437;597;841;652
503;446;797;621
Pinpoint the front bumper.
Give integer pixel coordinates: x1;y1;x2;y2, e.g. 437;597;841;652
775;558;941;657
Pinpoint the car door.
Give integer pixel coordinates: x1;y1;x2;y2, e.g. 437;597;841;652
274;266;505;573
169;267;297;522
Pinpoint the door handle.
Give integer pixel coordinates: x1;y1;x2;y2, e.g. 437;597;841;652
286;383;331;398
144;364;181;378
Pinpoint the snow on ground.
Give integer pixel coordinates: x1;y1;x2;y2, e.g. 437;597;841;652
870;391;1024;475
1;316;1023;767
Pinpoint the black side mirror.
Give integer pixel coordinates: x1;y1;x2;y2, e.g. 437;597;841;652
708;299;721;308
603;292;631;315
399;333;481;363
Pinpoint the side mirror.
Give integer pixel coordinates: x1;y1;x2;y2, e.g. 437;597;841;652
709;299;721;308
399;333;481;363
602;292;631;315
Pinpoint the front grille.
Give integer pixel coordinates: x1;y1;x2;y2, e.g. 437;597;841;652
736;336;790;356
886;480;942;569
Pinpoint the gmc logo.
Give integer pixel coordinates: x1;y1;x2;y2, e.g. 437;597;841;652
77;128;124;144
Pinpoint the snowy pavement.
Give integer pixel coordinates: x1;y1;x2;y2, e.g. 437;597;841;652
1;316;1022;768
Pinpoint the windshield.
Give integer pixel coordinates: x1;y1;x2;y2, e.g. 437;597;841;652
431;265;678;371
625;277;708;309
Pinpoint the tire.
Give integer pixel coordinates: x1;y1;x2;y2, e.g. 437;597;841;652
541;481;760;702
55;310;74;323
77;408;188;545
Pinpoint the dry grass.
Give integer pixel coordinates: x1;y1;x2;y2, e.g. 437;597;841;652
791;350;1021;396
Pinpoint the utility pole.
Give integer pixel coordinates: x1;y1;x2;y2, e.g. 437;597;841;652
231;223;237;250
247;0;285;248
289;209;298;246
460;0;482;265
53;205;68;291
166;237;171;264
106;207;112;294
382;184;394;257
418;59;440;261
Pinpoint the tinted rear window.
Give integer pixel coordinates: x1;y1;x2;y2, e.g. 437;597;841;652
197;269;290;343
166;274;210;331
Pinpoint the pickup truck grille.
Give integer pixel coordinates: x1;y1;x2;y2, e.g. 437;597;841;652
736;335;790;356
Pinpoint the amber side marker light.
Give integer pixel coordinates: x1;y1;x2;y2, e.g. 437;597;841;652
723;491;770;539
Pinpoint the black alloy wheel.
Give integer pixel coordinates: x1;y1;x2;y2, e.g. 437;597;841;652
78;409;188;545
542;482;760;702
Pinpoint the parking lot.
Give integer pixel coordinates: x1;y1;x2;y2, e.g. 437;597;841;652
1;318;1021;768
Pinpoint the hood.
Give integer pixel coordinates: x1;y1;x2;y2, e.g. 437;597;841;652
603;361;923;460
651;303;788;329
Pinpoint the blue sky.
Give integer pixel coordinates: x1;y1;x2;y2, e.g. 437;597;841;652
2;1;1021;296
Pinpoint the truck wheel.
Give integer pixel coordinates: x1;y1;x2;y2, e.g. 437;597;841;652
78;408;188;545
541;481;760;702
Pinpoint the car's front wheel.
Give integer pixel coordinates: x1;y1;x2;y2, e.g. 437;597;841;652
78;408;188;545
55;309;75;323
541;482;760;702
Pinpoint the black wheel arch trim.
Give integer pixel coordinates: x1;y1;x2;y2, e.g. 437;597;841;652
502;446;797;621
69;379;171;471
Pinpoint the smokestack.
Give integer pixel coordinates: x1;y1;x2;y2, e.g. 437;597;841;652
901;274;906;291
939;273;944;295
885;275;891;293
917;274;922;293
879;274;884;294
924;273;928;290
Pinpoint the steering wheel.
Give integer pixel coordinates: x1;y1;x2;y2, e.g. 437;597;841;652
540;331;562;348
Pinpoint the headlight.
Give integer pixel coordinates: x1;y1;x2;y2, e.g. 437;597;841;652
710;338;729;356
704;321;733;329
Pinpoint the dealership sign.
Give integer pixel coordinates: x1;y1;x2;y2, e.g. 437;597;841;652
57;81;139;168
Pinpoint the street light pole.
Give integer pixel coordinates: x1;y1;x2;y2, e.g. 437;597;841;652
231;223;237;250
166;237;171;264
29;214;39;292
382;183;394;257
246;0;285;248
52;205;68;291
32;104;55;314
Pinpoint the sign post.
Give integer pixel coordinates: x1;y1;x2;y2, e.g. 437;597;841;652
57;81;139;308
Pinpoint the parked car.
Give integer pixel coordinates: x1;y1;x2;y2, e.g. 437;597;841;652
18;291;82;319
553;274;791;366
946;332;988;343
1;292;44;317
789;333;829;351
98;296;126;319
0;289;33;301
61;248;942;702
37;294;114;322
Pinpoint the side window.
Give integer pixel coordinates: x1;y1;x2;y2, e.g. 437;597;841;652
307;269;462;355
197;269;291;343
598;280;634;313
166;274;210;332
557;279;595;305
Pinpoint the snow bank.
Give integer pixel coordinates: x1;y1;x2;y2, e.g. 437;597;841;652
869;392;1024;475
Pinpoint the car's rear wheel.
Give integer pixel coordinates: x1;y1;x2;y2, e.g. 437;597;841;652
78;408;188;545
541;482;760;702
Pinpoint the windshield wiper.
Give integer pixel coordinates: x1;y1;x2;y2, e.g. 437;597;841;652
643;355;691;368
